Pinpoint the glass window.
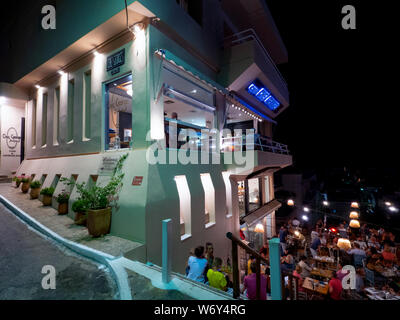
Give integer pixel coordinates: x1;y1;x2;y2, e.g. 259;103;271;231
237;180;245;218
105;74;132;150
264;176;270;204
248;178;261;212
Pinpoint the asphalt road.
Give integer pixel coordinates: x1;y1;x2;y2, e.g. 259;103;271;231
0;203;118;300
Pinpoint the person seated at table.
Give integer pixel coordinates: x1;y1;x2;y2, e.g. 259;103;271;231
336;263;350;282
247;255;256;275
298;256;312;278
281;248;295;272
347;242;367;259
355;267;365;294
355;235;368;251
367;235;381;250
206;257;227;291
259;243;269;261
328;272;343;300
241;262;268;300
293;265;306;292
366;247;381;265
381;244;397;267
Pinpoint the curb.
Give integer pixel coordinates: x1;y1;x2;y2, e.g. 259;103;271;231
0;195;132;300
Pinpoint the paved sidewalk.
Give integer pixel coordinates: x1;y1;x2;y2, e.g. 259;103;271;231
0;184;142;257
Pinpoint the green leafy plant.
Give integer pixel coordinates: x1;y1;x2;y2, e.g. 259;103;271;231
72;199;88;213
30;180;42;189
56;190;70;204
21;177;30;183
60;154;127;210
40;187;55;196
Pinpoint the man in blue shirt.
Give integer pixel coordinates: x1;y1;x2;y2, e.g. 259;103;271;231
310;234;321;258
279;225;288;255
187;246;208;283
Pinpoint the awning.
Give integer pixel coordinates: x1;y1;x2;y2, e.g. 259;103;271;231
242;199;281;226
154;49;227;94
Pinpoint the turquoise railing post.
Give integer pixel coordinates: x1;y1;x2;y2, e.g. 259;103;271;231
268;237;282;300
162;219;172;283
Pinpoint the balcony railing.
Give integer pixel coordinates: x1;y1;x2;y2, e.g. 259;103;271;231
221;133;290;155
223;29;288;90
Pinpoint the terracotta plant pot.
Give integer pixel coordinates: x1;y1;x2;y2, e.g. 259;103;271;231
42;195;52;206
30;188;40;199
74;212;87;226
87;207;112;237
21;182;30;193
58;203;68;215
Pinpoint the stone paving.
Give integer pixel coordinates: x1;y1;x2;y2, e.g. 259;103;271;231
0;184;142;257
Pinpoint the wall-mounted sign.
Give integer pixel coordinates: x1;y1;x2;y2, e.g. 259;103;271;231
247;79;280;111
98;156;120;176
132;176;143;186
107;49;125;72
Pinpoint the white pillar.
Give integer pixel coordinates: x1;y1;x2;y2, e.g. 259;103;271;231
162;219;172;283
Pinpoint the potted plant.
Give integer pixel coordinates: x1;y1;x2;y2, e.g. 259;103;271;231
56;190;70;215
72;199;88;225
21;177;30;193
13;176;22;188
40;187;55;206
29;180;42;199
61;154;127;237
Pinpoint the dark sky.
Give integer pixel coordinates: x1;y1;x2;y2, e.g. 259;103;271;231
267;1;398;170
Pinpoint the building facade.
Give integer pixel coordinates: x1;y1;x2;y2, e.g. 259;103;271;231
0;0;291;274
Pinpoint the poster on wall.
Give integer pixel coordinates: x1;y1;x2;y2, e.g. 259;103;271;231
0;105;24;175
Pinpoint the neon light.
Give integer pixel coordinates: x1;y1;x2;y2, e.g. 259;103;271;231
246;81;281;111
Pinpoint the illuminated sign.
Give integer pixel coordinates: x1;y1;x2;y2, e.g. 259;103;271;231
246;80;281;111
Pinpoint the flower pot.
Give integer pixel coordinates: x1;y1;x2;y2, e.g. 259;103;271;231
21;182;30;193
30;188;40;199
74;212;87;226
58;202;68;215
87;207;112;237
42;195;52;206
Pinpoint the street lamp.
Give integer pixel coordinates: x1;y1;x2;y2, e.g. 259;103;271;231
303;207;310;212
351;202;359;209
302;215;309;221
287;199;294;206
388;206;399;213
323;200;329;206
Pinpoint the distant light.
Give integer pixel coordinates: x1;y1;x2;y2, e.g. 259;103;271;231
190;89;197;94
58;70;65;76
388;206;399;213
351;202;359;208
287;199;294;206
303;207;310;212
385;202;392;206
349;219;360;228
302;215;309;221
349;211;359;219
330;228;337;233
254;223;264;233
294;230;300;237
323;201;329;206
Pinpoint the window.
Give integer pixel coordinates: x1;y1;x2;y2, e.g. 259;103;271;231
53;86;60;145
42;93;48;147
222;172;232;217
200;173;215;227
32;99;37;148
175;175;191;239
176;0;203;26
105;74;132;150
248;178;261;212
264;176;270;204
67;79;75;142
83;70;91;140
237;180;245;217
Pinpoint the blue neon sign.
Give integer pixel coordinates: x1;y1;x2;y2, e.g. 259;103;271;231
246;81;280;111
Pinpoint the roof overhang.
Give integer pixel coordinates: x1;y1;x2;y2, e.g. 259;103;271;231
14;2;156;93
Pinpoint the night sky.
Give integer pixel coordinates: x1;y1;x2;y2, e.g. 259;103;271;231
268;1;398;171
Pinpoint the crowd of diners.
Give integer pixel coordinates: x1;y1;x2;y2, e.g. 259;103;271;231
277;218;400;300
184;220;400;300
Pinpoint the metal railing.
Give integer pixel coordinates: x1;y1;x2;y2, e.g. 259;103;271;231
223;29;288;89
221;133;290;155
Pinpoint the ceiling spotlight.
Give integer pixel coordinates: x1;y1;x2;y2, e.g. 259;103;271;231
93;50;100;57
58;70;65;76
389;206;399;213
302;215;309;221
385;202;392;206
130;21;145;35
323;201;329;206
303;207;310;212
35;84;41;89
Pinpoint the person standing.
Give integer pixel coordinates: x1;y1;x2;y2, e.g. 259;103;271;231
279;225;288;255
187;246;208;282
242;262;268;300
310;234;321;258
328;272;343;300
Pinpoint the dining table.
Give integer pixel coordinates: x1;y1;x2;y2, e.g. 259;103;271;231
310;268;334;279
302;277;329;298
364;287;400;300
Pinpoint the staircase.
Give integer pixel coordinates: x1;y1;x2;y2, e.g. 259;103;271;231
0;176;12;184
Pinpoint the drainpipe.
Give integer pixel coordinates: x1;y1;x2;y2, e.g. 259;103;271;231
268;237;282;300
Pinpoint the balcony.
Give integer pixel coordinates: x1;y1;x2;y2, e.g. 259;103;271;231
219;29;289;119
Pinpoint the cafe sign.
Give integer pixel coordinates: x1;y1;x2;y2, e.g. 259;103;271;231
107;49;125;75
1;127;21;157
